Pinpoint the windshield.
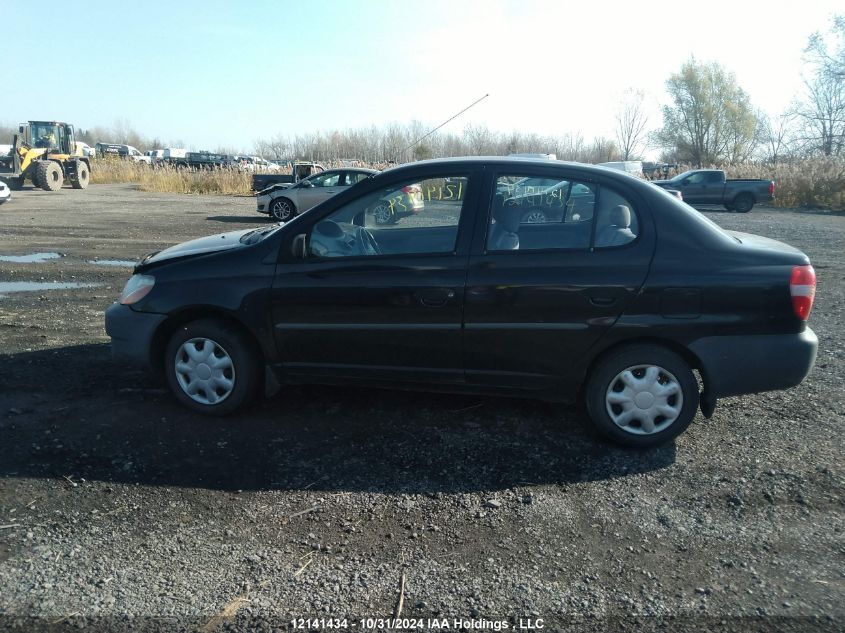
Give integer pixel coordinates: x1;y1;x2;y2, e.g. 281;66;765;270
31;123;62;151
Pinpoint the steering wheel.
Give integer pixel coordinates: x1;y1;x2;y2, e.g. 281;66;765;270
360;227;381;255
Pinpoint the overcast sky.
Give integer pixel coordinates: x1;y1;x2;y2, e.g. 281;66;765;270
0;0;840;153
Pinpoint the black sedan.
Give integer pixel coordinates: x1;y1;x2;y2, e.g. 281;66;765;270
105;158;818;447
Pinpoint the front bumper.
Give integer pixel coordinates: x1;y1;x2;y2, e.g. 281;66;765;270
690;328;818;398
104;303;167;368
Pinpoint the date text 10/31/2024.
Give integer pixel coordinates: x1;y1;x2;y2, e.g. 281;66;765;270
291;617;545;630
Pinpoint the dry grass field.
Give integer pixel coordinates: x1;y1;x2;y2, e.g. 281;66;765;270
87;157;845;210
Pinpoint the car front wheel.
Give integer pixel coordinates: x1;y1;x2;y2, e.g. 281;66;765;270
270;198;296;221
585;345;699;448
164;319;262;415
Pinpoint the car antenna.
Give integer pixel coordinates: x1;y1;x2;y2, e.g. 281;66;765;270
394;93;490;163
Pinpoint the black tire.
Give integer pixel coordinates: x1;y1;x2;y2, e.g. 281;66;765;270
164;319;263;416
70;160;90;189
5;176;24;191
585;344;699;448
270;197;296;222
732;193;754;213
37;161;63;191
30;165;45;189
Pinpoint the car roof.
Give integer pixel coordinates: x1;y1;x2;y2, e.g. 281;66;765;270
378;156;637;178
318;168;378;175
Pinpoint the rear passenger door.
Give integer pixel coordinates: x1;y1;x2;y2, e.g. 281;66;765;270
463;168;656;393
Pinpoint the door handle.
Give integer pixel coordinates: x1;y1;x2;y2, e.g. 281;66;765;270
418;289;455;308
589;295;617;307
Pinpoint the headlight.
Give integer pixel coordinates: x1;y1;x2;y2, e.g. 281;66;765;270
119;274;155;305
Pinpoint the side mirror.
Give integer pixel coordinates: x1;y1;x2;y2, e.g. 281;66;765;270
302;180;314;188
291;233;307;259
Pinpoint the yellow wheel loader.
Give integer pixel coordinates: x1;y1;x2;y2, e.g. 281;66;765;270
0;121;91;191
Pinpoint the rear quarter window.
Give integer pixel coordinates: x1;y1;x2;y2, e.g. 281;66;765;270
650;185;739;246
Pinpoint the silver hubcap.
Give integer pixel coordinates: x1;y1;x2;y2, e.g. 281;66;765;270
174;338;236;405
605;364;683;435
524;210;546;223
272;201;291;220
373;205;391;223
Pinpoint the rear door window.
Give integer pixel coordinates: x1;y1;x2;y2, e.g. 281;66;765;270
487;173;639;251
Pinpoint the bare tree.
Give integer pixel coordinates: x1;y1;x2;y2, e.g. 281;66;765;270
793;15;845;157
615;89;649;160
757;111;795;163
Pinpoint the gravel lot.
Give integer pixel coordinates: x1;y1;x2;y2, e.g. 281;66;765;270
0;184;842;632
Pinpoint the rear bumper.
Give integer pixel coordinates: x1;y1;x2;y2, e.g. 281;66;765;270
105;303;167;368
690;328;818;398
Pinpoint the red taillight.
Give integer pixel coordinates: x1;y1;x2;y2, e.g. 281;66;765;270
769;181;775;196
790;265;816;320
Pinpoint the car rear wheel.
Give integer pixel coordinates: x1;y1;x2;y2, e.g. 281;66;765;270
164;319;262;416
522;209;548;224
270;198;296;222
732;193;754;213
585;345;699;448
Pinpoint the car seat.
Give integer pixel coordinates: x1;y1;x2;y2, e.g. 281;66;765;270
488;195;520;250
595;205;636;247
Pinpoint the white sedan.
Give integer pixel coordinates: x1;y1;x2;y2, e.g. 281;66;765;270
257;168;376;222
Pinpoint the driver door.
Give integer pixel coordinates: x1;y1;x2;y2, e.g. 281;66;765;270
297;171;342;211
269;171;479;384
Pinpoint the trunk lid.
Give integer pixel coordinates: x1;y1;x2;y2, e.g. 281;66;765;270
725;230;809;263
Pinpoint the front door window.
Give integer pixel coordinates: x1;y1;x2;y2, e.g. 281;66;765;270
307;175;469;258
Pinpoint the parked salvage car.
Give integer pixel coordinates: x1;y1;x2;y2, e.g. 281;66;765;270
106;157;818;448
370;181;425;225
257;168;377;222
95;143;150;164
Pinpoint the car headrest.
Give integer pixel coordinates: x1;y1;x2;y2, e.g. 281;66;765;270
610;205;631;228
493;197;521;233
